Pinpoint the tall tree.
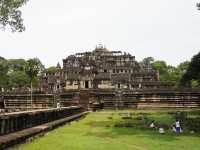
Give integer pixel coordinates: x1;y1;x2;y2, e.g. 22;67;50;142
0;0;28;32
25;58;44;107
180;52;200;87
0;58;9;91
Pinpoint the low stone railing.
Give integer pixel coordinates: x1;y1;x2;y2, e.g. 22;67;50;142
0;106;83;135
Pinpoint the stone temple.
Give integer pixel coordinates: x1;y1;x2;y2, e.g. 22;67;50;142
41;45;170;92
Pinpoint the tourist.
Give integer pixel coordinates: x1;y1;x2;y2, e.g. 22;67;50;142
172;125;176;133
159;127;165;134
180;126;183;133
175;120;181;133
150;120;156;128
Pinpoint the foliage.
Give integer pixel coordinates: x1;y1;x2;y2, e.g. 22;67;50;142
0;57;44;91
8;71;29;87
0;0;28;32
142;57;154;66
149;59;190;86
25;58;44;85
0;58;9;89
46;66;59;74
180;52;200;87
8;59;26;72
152;60;167;75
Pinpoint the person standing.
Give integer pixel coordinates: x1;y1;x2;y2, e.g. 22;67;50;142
175;120;181;133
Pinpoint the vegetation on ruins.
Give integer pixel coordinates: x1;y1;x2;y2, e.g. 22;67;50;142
15;109;200;150
0;0;28;32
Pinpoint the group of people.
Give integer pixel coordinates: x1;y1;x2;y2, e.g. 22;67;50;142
149;120;183;134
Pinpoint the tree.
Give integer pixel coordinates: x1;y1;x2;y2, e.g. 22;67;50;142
152;60;189;86
152;60;168;75
46;66;59;74
25;58;44;108
8;71;29;88
0;58;9;91
197;3;200;10
8;59;27;72
0;0;28;32
180;52;200;87
142;57;154;65
177;61;190;74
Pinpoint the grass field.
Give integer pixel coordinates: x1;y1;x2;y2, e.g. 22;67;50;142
15;109;200;150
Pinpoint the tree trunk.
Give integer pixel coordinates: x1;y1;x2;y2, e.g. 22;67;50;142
31;81;33;109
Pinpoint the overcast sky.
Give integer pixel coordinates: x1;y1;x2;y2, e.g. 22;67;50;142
0;0;200;67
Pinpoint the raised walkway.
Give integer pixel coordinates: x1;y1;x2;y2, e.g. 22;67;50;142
0;111;89;150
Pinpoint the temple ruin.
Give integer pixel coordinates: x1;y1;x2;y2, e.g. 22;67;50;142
41;45;170;92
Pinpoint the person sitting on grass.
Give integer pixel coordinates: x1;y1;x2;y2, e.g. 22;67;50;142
172;125;176;133
159;127;165;134
180;126;183;133
150;120;156;128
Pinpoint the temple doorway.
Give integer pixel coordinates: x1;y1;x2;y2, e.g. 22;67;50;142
85;80;89;88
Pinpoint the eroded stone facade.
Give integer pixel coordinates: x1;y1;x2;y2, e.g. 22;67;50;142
41;45;170;92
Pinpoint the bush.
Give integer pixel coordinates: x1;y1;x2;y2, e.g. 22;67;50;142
174;111;187;122
184;118;200;132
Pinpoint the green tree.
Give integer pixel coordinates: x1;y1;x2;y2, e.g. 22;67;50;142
8;59;27;72
142;57;154;65
25;58;44;107
180;52;200;87
152;60;167;75
177;61;190;74
152;60;189;86
0;58;9;91
0;0;28;32
46;66;59;74
8;70;29;88
165;65;180;86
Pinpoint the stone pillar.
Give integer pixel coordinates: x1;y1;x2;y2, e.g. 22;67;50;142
0;118;5;134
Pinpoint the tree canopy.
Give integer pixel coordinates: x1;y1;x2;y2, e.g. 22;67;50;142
0;57;44;92
46;66;59;74
141;57;191;87
0;0;28;32
180;52;200;87
25;58;44;81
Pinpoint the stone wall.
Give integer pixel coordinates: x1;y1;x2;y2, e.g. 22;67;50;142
93;89;200;109
0;106;83;135
2;94;55;112
1;88;200;112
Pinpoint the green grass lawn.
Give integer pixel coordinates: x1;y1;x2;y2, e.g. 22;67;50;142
15;109;200;150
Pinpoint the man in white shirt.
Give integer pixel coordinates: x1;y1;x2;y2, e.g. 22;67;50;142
175;120;181;133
